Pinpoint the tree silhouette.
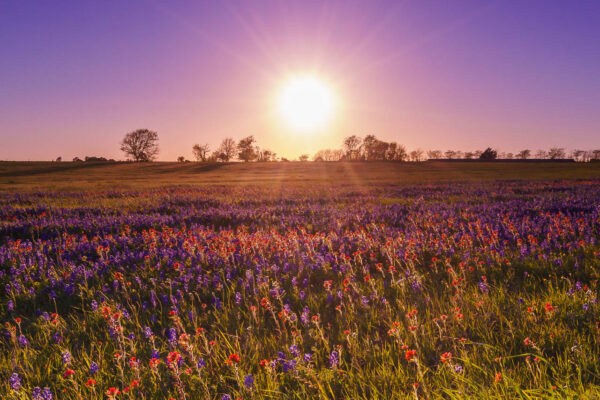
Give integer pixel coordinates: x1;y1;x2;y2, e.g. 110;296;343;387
192;144;210;162
479;148;497;160
120;129;159;162
237;136;257;162
218;138;236;162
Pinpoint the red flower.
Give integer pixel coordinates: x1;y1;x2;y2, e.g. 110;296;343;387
545;302;555;312
229;353;240;364
405;349;416;361
106;387;120;397
440;352;452;363
86;378;96;386
167;351;181;364
259;359;269;368
63;369;75;378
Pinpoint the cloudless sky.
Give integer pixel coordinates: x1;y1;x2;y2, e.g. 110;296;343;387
1;0;599;160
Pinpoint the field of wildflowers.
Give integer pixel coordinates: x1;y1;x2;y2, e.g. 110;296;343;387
1;181;600;399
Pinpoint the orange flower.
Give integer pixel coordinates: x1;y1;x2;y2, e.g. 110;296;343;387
405;349;416;361
494;372;502;383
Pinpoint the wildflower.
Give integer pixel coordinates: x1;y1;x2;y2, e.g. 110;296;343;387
42;387;53;400
167;351;181;364
523;337;533;346
244;374;254;389
143;326;154;338
494;372;502;383
63;369;75;378
197;358;206;369
86;378;96;386
10;373;21;391
62;350;72;365
259;359;269;368
440;352;452;363
405;349;417;361
106;387;120;399
90;361;99;375
289;345;299;357
545;302;555;312
229;353;240;363
329;350;339;368
18;334;29;347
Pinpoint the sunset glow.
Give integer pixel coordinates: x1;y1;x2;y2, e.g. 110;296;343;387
277;76;335;133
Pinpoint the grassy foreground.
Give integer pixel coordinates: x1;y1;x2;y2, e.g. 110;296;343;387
1;164;600;399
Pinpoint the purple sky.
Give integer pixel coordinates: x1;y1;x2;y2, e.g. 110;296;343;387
1;1;599;161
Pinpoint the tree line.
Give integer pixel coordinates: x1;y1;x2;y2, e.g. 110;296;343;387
311;135;600;162
56;129;599;162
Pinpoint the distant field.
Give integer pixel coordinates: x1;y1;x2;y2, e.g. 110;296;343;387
1;161;600;191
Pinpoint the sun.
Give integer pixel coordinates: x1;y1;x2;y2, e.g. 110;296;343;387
277;75;335;132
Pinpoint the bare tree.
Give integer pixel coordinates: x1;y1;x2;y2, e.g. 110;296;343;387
463;152;475;159
409;149;424;162
535;149;547;159
427;150;442;159
192;144;210;162
343;135;362;160
120;129;159;162
257;149;276;162
444;150;457;159
592;150;600;160
218;138;237;162
299;154;309;162
571;149;585;162
517;149;531;159
548;147;566;159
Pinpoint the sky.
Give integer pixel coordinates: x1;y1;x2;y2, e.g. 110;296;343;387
1;0;599;161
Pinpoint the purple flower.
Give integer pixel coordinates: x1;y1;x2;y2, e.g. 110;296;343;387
197;358;206;369
62;350;72;365
289;345;299;357
18;334;29;347
244;374;254;389
478;281;488;293
167;328;177;344
42;387;53;400
10;373;21;391
90;361;99;375
32;387;43;400
222;395;232;400
144;326;154;339
304;353;313;362
329;350;339;368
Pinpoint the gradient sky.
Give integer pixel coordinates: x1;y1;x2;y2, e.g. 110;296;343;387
1;0;599;161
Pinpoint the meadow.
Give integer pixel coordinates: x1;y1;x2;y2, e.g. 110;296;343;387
1;162;600;399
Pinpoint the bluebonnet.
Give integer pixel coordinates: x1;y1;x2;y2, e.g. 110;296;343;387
10;373;21;391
